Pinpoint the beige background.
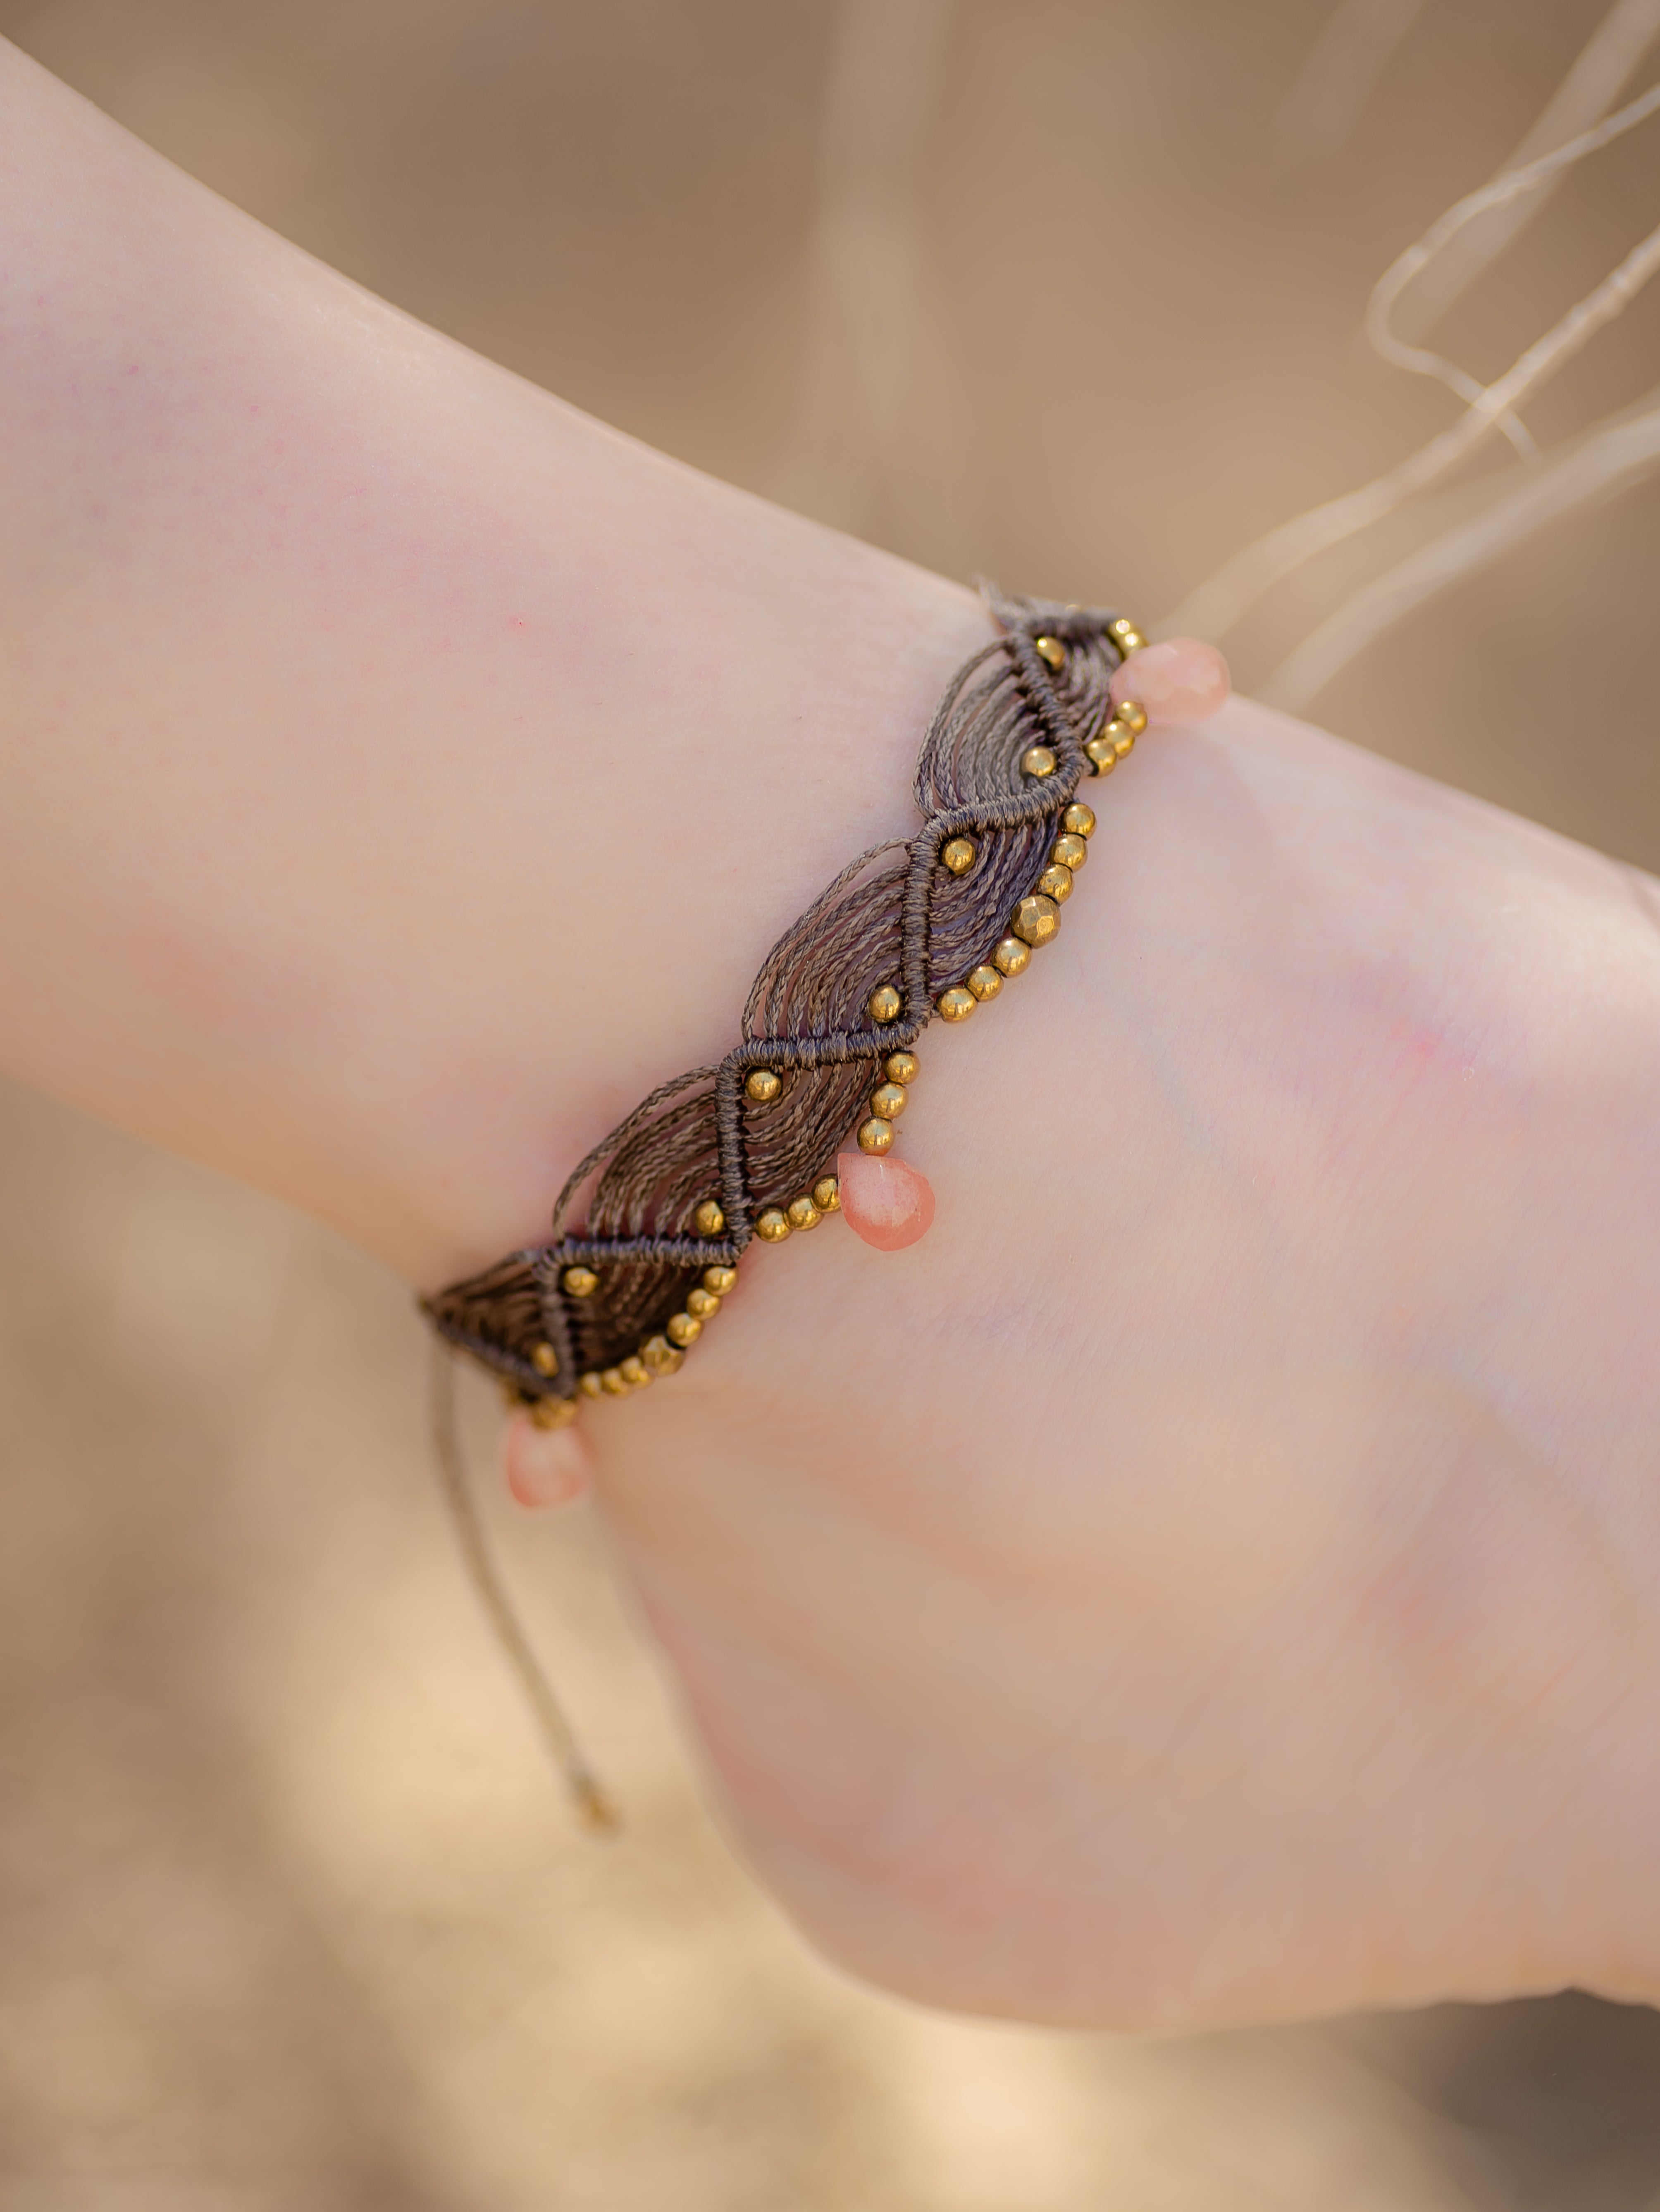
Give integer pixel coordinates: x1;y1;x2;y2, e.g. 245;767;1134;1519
2;2;1659;2205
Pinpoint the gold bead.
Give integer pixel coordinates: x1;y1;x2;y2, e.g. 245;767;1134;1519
1064;801;1096;838
563;1265;599;1299
694;1199;726;1236
993;934;1031;977
871;1081;907;1119
1033;634;1066;670
578;1371;605;1399
1084;734;1118;775
746;1068;782;1104
1051;832;1088;871
756;1208;792;1240
702;1264;737;1294
857;1116;895;1154
1108;617;1147;655
601;1367;630;1397
687;1285;722;1317
1113;725;1136;758
532;1340;559;1377
1037;862;1074;903
641;1334;684;1376
1115;697;1149;736
941;836;976;875
867;983;902;1024
1012;894;1060;946
1020;744;1057;778
937;986;976;1022
812;1175;841;1213
885;1049;919;1084
665;1311;703;1347
967;964;1002;1001
619;1355;650;1388
786;1195;822;1232
529;1395;579;1430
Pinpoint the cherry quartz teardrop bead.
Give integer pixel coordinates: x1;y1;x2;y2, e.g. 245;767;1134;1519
503;1409;594;1510
1110;637;1230;724
837;1149;936;1250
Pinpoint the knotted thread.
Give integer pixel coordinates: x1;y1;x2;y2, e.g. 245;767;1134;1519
423;590;1126;1397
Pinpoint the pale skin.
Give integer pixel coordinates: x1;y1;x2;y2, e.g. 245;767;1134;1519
4;39;1660;2031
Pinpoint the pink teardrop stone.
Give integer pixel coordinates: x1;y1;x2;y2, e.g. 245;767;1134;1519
1111;637;1230;724
837;1148;936;1250
503;1410;594;1511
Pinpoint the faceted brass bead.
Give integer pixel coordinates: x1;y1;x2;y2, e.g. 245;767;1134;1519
694;1199;726;1236
1115;697;1149;736
857;1116;895;1154
532;1340;559;1377
1064;801;1097;838
756;1208;792;1240
1108;617;1147;655
937;986;976;1022
746;1068;782;1104
665;1310;703;1347
812;1175;841;1213
601;1367;630;1397
529;1395;579;1431
868;983;902;1024
1112;724;1137;758
993;934;1031;977
1084;734;1118;775
1051;832;1088;871
1012;894;1060;946
687;1285;722;1318
786;1195;822;1232
1021;744;1057;778
702;1264;737;1295
1033;634;1066;670
885;1050;919;1085
941;836;976;876
871;1081;907;1120
619;1355;650;1388
563;1265;599;1299
1037;862;1074;903
579;1371;605;1399
642;1335;684;1376
967;965;1002;1001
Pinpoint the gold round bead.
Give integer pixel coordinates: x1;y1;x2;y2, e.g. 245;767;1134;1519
1108;617;1147;655
885;1049;919;1085
937;986;976;1022
618;1354;650;1388
1084;734;1118;775
601;1367;630;1397
857;1116;895;1154
578;1371;605;1399
867;983;902;1024
993;934;1031;977
1051;832;1088;871
967;965;1002;1002
746;1068;782;1104
786;1195;822;1232
641;1335;684;1376
665;1311;703;1347
1115;697;1149;736
1012;894;1060;946
812;1175;841;1213
1037;862;1074;903
756;1208;792;1241
529;1395;579;1430
1112;725;1137;759
686;1285;722;1318
1020;744;1057;778
871;1081;907;1119
702;1264;737;1295
941;836;976;876
532;1340;559;1377
1033;634;1066;670
694;1199;726;1236
1064;801;1097;839
562;1265;599;1299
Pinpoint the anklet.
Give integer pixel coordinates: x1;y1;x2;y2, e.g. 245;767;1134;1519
422;593;1227;1425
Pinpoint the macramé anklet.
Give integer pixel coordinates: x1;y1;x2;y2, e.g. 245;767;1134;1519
422;591;1228;1428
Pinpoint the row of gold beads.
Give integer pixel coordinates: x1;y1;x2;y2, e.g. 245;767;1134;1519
933;791;1098;1021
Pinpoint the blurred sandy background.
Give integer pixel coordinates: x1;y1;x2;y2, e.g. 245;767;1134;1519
2;1;1659;2205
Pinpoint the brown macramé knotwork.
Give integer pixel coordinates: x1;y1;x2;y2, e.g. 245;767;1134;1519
422;589;1130;1404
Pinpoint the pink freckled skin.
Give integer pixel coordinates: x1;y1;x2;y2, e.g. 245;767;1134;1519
837;1148;936;1250
1111;637;1230;725
503;1409;594;1511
